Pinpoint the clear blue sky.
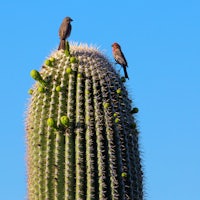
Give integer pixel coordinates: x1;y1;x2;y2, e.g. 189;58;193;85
0;0;199;199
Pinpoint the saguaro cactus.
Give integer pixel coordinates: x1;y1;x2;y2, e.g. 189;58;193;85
26;43;143;200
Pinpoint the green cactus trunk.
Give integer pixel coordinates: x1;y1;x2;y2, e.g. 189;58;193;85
26;43;143;200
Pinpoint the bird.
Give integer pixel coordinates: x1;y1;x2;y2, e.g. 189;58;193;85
112;42;129;79
58;17;73;50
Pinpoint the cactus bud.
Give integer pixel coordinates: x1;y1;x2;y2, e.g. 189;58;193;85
115;118;120;123
116;88;122;94
30;69;41;81
60;116;69;127
121;172;127;178
113;112;118;118
30;69;46;86
77;73;82;78
47;118;55;127
66;67;72;74
45;59;51;66
103;102;109;109
49;57;55;62
38;86;45;93
56;86;61;92
70;56;77;63
28;89;33;95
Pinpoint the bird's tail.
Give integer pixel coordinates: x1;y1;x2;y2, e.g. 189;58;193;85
123;66;129;79
58;40;65;50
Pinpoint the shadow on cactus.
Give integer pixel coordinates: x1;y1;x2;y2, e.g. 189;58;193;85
26;42;144;200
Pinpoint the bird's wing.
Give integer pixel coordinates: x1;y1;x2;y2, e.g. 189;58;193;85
59;21;68;40
65;24;72;38
115;49;128;67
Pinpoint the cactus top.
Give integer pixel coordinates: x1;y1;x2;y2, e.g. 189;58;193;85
26;43;143;200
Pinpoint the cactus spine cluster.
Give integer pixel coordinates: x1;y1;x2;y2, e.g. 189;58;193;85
26;42;143;200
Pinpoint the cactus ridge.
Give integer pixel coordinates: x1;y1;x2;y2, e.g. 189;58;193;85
26;43;143;200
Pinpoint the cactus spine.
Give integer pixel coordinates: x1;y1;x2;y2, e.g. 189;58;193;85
26;43;143;200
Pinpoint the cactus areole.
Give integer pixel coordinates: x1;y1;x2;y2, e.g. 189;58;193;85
26;42;143;200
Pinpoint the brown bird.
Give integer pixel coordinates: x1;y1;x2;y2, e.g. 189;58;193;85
58;17;73;50
112;43;129;79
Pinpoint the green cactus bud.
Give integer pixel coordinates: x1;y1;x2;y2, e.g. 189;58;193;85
45;59;52;66
64;49;70;57
115;118;120;123
30;69;46;87
66;67;72;74
64;42;71;56
30;69;41;81
38;86;45;93
85;90;90;95
47;118;55;127
113;112;118;118
66;41;70;51
60;116;69;127
55;86;61;92
116;88;122;94
70;56;77;63
28;89;33;95
121;172;127;178
77;73;82;78
103;102;109;109
49;57;55;62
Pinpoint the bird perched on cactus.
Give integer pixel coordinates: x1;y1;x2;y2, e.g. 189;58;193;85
26;15;144;199
112;42;129;79
58;16;73;50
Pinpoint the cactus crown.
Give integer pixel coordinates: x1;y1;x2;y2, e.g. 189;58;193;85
26;42;143;200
